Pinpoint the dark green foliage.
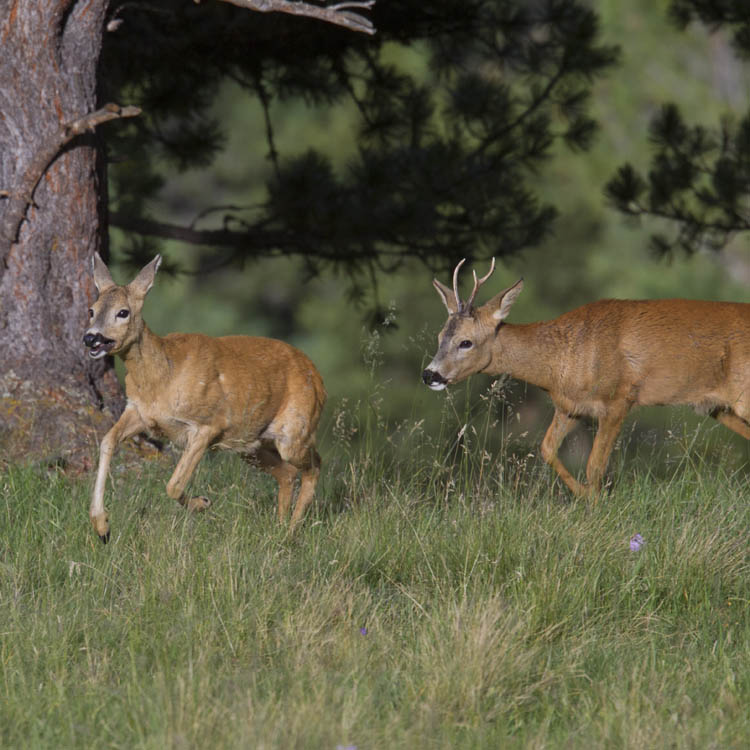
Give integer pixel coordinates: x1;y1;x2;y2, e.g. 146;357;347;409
669;0;750;58
100;0;618;281
606;1;750;257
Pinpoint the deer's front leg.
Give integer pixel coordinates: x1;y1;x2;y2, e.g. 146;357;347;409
540;409;583;496
91;405;147;543
585;403;630;500
165;425;218;511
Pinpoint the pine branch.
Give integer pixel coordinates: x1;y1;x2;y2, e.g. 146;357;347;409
203;0;376;35
109;210;290;250
110;207;549;268
0;103;141;258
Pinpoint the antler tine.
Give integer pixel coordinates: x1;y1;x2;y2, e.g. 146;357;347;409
452;258;467;311
465;257;496;310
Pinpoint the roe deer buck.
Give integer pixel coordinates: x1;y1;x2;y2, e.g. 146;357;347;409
423;258;750;497
83;253;326;542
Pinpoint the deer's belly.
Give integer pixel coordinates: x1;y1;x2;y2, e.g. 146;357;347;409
146;415;264;455
131;394;270;454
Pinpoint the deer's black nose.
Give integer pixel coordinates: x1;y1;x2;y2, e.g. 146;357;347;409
83;331;113;348
422;368;446;387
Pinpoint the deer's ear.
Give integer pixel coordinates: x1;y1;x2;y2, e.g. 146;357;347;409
92;253;116;293
129;254;162;299
433;279;459;314
483;278;524;322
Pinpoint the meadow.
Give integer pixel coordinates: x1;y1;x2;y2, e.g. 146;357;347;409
1;376;749;750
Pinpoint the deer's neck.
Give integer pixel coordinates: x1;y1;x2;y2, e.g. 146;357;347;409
120;326;170;391
488;321;563;392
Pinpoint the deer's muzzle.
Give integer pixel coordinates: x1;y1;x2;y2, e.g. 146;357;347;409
422;368;448;391
83;331;116;359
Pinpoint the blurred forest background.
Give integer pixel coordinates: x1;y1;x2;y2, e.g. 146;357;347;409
107;0;750;475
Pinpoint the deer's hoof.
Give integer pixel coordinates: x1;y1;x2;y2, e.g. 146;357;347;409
91;512;110;542
186;496;211;512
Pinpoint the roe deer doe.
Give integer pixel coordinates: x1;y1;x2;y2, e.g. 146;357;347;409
423;258;750;497
83;253;326;542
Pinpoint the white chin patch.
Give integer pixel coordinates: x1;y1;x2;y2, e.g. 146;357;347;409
428;382;447;391
88;347;108;360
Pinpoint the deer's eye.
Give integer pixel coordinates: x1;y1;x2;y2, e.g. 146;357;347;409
116;309;130;319
88;308;94;319
459;340;473;350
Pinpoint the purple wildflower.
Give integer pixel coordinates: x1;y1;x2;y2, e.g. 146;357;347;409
629;533;644;552
359;626;368;636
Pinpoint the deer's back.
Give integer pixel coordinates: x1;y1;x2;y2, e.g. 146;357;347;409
539;298;750;415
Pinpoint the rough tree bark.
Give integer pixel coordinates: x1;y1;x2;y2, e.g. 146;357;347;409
0;1;122;469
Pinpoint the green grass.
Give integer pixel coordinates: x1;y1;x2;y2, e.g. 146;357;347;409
1;408;749;749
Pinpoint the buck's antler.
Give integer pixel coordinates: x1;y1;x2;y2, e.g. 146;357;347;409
452;258;467;311
466;258;496;310
452;257;496;313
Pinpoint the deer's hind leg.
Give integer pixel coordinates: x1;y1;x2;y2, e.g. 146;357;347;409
288;446;321;531
251;446;299;522
260;404;323;530
252;442;320;530
714;410;750;440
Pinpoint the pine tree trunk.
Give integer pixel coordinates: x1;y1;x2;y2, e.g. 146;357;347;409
0;1;123;469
